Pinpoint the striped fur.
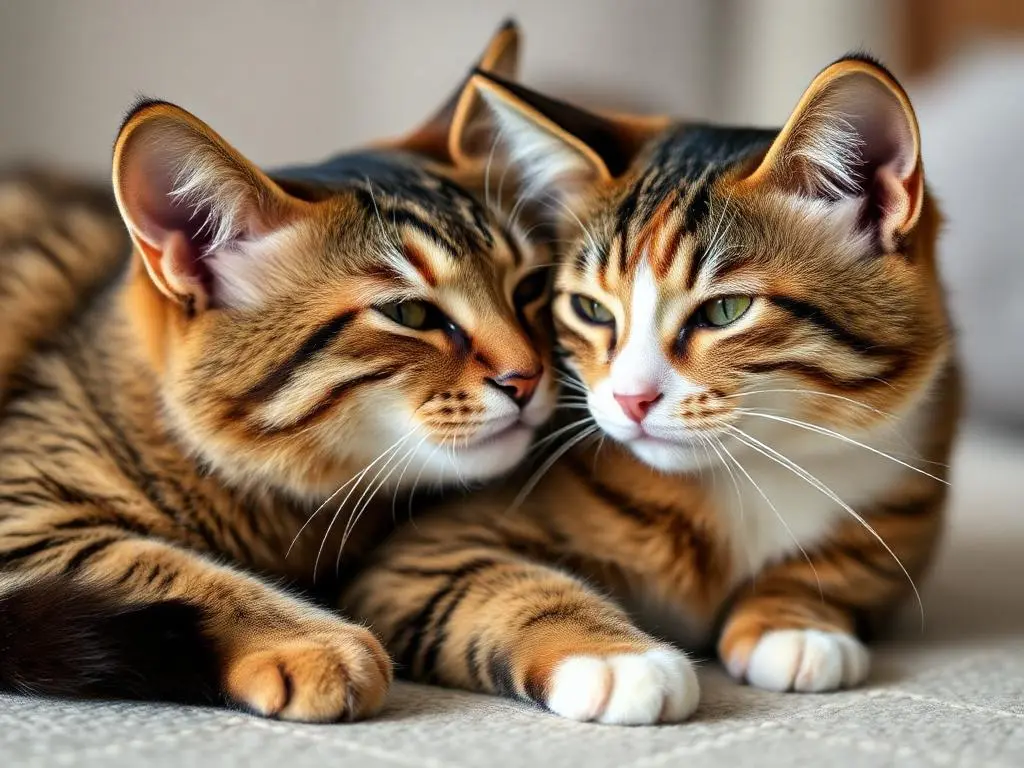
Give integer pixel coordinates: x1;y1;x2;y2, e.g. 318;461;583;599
343;56;959;724
0;22;558;721
0;169;130;400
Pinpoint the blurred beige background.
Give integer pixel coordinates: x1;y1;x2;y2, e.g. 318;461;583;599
0;0;894;174
0;0;1021;426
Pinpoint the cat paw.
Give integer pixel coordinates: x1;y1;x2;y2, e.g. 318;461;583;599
728;629;869;692
544;647;699;725
226;626;392;722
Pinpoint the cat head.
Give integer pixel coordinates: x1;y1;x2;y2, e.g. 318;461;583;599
112;21;555;498
474;56;951;472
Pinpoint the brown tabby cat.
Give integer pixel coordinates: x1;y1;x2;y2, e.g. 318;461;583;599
0;169;129;397
0;22;557;722
344;56;959;724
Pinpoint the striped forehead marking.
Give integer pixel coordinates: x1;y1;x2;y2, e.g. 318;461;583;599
607;124;777;284
273;150;497;259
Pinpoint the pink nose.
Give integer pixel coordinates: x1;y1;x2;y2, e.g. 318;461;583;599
613;390;662;423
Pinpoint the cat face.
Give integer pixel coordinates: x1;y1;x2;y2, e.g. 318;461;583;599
110;25;556;497
478;57;951;473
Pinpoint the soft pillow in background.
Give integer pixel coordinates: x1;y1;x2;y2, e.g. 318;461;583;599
914;44;1024;430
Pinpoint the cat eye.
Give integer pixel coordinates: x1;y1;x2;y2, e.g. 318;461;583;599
376;299;450;332
570;294;615;326
513;271;549;307
694;296;753;328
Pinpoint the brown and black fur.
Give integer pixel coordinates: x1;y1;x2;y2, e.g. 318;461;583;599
0;21;557;721
0;169;129;399
343;56;959;723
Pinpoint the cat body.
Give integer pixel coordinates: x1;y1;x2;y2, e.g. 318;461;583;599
344;56;958;724
0;22;558;721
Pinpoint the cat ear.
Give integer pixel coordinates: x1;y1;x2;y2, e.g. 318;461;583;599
113;100;308;313
388;18;522;166
470;71;668;210
741;56;924;253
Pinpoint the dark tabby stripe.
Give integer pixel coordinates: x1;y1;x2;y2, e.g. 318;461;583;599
261;366;399;436
563;455;660;526
241;311;357;403
873;492;944;517
0;536;65;567
564;455;718;577
8;235;73;282
685;241;710;290
768;295;898;357
393;558;500;674
401;242;438;286
387;208;458;257
500;223;523;266
682;176;714;234
64;536;124;573
740;358;907;391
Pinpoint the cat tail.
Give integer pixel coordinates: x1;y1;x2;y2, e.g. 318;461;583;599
0;167;130;400
0;577;221;704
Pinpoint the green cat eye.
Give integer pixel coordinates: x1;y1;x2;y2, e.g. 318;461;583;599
571;294;615;326
699;296;752;327
376;299;436;330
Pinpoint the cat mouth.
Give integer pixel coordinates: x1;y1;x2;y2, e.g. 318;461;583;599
623;428;706;451
468;421;532;449
454;417;532;454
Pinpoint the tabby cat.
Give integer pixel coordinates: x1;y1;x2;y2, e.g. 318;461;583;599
344;55;959;724
0;22;557;721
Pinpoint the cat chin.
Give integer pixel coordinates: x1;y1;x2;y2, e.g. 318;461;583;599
399;423;536;487
626;438;706;474
592;415;707;474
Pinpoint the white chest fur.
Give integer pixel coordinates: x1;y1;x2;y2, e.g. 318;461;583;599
625;402;932;649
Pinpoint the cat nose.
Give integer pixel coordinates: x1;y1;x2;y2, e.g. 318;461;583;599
614;390;662;423
487;367;543;408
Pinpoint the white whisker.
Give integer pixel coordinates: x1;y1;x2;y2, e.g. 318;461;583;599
726;424;924;626
311;429;414;581
737;410;948;484
287;427;413;559
391;433;431;524
715;435;822;597
407;438;446;527
509;425;598;514
529;417;595;453
336;437;419;572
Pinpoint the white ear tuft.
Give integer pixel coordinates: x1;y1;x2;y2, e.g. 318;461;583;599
166;146;249;255
113;101;304;311
749;59;923;252
480;89;603;205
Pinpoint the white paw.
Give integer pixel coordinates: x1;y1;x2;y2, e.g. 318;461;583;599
545;648;699;725
736;629;870;692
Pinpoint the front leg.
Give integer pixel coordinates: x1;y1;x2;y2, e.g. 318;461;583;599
718;488;943;692
343;509;699;725
1;525;391;721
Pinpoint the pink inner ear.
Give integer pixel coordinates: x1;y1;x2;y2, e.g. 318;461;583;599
160;230;211;311
123;131;220;255
119;124;228;304
838;75;916;182
817;74;919;249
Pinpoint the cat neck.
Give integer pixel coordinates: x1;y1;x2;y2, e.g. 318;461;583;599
569;439;711;513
